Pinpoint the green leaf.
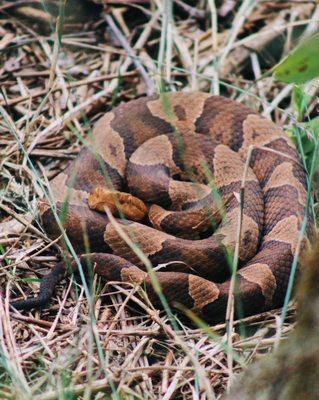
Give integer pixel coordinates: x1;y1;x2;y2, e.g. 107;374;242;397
292;85;311;121
20;278;41;284
274;33;319;83
304;115;319;136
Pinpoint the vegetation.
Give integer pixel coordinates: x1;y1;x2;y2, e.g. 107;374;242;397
0;1;318;399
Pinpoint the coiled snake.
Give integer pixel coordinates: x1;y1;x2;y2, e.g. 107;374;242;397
12;93;309;323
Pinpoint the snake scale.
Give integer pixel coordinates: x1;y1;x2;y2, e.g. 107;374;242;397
12;92;309;323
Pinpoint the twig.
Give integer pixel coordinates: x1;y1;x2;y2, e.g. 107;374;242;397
105;14;154;95
0;72;137;107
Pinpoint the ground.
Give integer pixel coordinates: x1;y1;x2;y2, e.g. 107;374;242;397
0;1;318;399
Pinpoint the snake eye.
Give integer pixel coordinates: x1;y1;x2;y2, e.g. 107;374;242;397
172;173;182;181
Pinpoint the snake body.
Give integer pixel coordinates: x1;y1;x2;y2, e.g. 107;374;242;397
13;93;309;323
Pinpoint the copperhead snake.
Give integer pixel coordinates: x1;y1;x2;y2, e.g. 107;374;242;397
12;92;309;323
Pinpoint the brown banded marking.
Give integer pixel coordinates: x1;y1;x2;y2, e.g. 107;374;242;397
217;209;260;261
263;215;300;254
263;162;307;206
51;172;89;206
188;275;220;312
103;221;176;266
120;266;147;285
168;181;212;208
148;205;173;232
89;112;127;177
213;144;257;187
129;135;176;168
147;92;210;135
238;263;277;308
110;95;174;154
11;92;310;324
148;201;224;236
240;114;289;155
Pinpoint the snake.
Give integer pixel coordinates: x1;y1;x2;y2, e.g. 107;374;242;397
12;92;309;323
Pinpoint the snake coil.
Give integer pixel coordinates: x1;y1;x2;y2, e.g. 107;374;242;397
12;93;309;323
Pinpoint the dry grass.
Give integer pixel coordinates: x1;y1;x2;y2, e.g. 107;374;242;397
0;1;318;399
